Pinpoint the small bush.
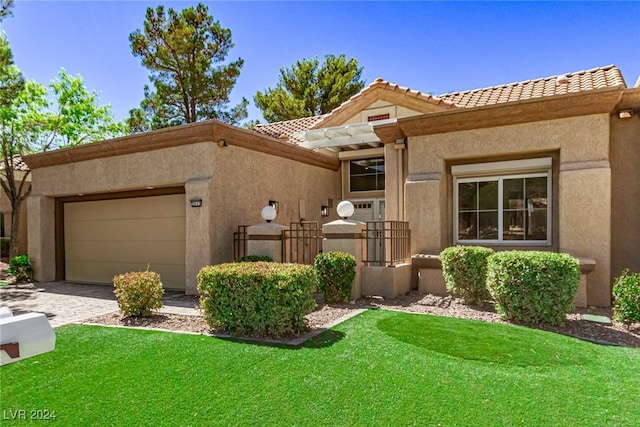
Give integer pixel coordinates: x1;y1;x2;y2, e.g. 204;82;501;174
612;269;640;327
198;262;316;337
440;246;494;305
0;238;9;258
487;251;580;326
314;252;356;304
113;270;164;317
7;254;33;281
236;255;273;263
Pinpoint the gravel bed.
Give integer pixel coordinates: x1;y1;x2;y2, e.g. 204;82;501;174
86;292;640;347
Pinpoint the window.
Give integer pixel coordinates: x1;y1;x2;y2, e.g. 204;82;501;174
349;158;385;192
453;158;551;244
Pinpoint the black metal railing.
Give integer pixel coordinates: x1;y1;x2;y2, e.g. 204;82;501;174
282;221;324;265
362;221;410;267
233;225;249;260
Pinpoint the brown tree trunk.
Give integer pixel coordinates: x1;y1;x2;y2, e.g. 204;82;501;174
8;199;20;259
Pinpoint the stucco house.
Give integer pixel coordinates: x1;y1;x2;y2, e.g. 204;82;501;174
0;155;30;255
23;64;639;307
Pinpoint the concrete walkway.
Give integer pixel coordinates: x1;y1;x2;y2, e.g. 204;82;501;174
0;281;200;327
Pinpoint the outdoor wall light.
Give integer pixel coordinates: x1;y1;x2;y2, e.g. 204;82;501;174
268;200;279;213
190;198;203;208
336;200;355;219
618;109;633;119
261;205;277;223
320;205;329;217
218;139;227;147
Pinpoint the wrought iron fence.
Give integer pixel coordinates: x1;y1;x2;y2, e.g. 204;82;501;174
282;221;324;265
362;221;410;267
233;225;249;260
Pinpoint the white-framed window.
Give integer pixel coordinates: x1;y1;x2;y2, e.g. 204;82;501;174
452;158;552;245
349;158;385;192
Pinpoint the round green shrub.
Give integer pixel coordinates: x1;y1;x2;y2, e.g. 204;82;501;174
314;251;356;304
440;246;494;305
612;269;640;327
113;270;164;317
236;255;273;263
7;254;33;282
198;262;316;338
487;251;580;326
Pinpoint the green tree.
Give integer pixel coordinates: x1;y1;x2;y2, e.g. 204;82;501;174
0;64;123;257
128;3;247;132
0;0;13;21
254;54;365;123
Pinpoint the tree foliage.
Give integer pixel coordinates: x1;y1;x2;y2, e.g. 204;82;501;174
0;31;123;256
128;3;247;132
0;0;14;21
254;54;365;123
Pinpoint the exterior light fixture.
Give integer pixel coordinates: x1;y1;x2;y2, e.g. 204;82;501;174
320;205;329;217
218;139;227;147
190;198;203;208
268;200;279;213
261;205;277;223
336;200;355;220
619;109;633;119
556;74;569;85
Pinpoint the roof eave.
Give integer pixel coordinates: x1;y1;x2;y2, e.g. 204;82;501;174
23;120;340;171
375;87;625;142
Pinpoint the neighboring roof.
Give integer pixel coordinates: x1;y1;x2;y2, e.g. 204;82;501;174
0;155;29;172
253;115;328;144
437;65;626;109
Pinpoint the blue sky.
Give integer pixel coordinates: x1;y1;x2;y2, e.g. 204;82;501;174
2;1;639;124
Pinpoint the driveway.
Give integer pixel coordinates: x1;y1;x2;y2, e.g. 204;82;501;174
0;281;199;327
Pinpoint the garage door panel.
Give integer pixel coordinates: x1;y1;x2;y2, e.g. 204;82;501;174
65;217;185;242
66;240;185;265
65;194;186;221
66;261;185;290
64;194;186;289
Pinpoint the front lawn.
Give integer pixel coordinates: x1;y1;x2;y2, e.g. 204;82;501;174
2;310;639;426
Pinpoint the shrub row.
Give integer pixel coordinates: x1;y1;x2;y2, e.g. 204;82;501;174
441;246;580;326
314;251;356;304
612;269;640;327
8;254;33;282
197;262;316;337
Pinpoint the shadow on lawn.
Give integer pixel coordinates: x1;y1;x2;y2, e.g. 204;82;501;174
214;329;346;350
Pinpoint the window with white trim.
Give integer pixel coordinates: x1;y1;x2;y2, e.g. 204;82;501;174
452;158;551;244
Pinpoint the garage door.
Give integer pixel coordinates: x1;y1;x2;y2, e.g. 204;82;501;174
64;194;186;289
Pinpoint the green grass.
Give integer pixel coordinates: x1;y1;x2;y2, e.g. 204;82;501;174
2;310;639;426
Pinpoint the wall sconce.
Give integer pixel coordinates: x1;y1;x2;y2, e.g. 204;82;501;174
618;109;633;119
190;198;203;208
261;205;277;223
268;200;279;213
320;205;329;217
218;139;227;147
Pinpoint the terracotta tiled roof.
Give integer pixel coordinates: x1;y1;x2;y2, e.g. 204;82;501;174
0;155;29;172
437;65;626;109
311;78;457;129
253;115;329;144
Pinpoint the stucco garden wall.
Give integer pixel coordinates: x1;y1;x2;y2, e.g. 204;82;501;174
404;113;613;306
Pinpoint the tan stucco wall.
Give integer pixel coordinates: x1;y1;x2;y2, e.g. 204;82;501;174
342;100;423;125
211;143;341;267
610;113;640;279
405;114;613;306
28;140;340;294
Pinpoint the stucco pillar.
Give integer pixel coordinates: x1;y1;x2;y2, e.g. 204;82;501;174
185;177;215;295
27;195;55;281
246;222;287;262
322;220;366;299
559;166;611;306
405;174;444;254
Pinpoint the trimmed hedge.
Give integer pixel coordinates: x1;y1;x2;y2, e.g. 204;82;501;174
612;269;640;327
7;254;33;282
440;246;494;305
113;270;164;317
314;252;356;304
236;255;273;263
197;262;316;337
487;251;580;326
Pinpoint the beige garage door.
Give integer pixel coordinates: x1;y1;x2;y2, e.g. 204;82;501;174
64;194;186;289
